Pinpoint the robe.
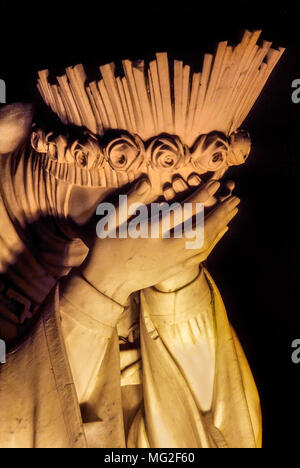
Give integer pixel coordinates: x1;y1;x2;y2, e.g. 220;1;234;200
0;146;262;448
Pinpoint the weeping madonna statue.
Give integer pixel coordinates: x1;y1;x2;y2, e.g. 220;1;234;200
0;31;284;448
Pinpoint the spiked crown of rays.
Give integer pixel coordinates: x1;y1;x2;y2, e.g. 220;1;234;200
36;30;284;188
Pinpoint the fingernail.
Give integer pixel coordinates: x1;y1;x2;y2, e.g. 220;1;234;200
227;197;240;209
173;177;187;192
226;180;235;191
207;180;220;196
136;179;150;195
164;186;175;201
187;174;202;186
229;196;240;205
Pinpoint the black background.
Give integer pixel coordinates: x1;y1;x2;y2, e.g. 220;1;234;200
1;0;300;448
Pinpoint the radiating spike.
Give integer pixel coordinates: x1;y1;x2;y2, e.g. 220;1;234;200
86;86;104;135
181;65;190;140
203;41;228;113
148;69;158;133
57;84;74;123
132;60;155;139
185;72;201;144
98;79;118;129
90;81;110;130
174;60;183;137
38;70;56;111
122;77;137;133
122;60;144;134
67;65;97;132
51;85;67;124
156;53;173;134
205;45;232;132
149;60;164;133
116;76;134;133
57;74;82;127
192;54;213;139
100;63;127;130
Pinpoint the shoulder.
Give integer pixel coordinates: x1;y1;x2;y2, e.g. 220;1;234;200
0;103;33;154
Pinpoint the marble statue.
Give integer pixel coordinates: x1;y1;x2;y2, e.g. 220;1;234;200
0;31;284;448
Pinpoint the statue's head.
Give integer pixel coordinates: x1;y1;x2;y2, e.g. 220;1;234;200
33;33;283;224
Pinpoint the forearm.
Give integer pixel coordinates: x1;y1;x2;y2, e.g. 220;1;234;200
59;272;124;404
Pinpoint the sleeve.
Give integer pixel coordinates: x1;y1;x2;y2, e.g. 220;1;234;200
59;273;124;405
128;268;218;448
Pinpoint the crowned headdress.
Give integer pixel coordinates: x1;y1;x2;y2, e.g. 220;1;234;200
36;30;284;188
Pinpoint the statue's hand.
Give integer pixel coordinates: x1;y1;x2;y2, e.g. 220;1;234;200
80;177;239;305
155;178;236;292
0;103;33;154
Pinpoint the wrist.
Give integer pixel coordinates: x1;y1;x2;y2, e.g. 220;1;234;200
80;264;131;307
155;265;201;293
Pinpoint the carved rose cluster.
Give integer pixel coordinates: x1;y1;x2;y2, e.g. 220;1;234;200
34;127;251;174
104;134;190;173
104;131;251;174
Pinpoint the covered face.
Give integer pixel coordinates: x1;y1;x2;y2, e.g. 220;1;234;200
30;125;251;225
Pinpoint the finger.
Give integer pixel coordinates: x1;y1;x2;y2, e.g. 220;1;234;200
185;179;220;205
115;177;152;225
163;185;176;201
207;198;239;231
204;198;239;244
204;195;217;207
172;176;189;194
183;226;229;267
219;180;235;202
128;177;152;204
187;174;202;187
173;199;238;260
160;179;221;233
227;180;235;192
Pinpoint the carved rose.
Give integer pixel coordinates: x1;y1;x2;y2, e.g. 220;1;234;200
105;134;144;172
227;130;251;166
147;135;189;172
70;132;105;170
31;129;58;159
190;133;229;173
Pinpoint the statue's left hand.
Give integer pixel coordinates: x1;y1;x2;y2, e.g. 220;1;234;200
0;103;33;154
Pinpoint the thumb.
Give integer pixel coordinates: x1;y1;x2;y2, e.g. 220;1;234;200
183;226;229;267
127;177;153;208
114;177;152;227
